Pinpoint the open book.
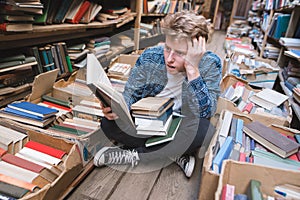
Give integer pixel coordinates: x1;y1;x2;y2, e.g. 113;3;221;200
87;83;135;128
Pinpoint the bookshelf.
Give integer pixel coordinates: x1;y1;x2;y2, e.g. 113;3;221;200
0;0;145;109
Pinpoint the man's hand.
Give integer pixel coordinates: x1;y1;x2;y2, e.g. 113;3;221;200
184;36;206;81
101;103;119;120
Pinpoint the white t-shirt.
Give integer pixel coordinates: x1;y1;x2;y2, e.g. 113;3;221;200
156;72;185;112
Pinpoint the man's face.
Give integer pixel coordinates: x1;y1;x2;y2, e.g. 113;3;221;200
163;36;188;75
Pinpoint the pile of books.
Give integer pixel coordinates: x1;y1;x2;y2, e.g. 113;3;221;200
0;138;67;199
131;97;182;147
0;101;59;128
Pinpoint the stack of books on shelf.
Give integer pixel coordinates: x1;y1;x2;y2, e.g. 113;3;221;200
67;43;89;66
87;36;111;59
0;101;58;128
282;60;300;92
131;97;182;147
0;138;68;199
95;6;130;24
0;0;43;32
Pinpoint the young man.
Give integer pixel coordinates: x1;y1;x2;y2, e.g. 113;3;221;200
94;11;222;178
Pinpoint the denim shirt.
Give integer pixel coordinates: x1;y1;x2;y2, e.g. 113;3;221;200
123;45;222;118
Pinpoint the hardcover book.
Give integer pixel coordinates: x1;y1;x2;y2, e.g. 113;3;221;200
0;173;39;192
145;116;182;147
0;181;29;199
2;153;57;182
243;121;300;158
7;101;58;118
212;136;234;174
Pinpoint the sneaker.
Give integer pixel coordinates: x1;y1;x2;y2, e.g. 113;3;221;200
94;147;140;168
175;155;195;178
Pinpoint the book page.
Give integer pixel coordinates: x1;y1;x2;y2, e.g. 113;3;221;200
86;53;111;87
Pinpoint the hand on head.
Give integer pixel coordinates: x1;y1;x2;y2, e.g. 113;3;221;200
184;36;206;80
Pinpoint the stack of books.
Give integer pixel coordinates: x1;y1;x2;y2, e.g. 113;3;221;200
131;97;182;147
0;139;68;199
0;101;58;128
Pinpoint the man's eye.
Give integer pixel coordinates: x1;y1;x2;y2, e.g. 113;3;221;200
165;46;171;51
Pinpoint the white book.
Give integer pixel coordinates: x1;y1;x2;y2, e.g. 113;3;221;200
15;153;61;176
64;117;100;129
0;125;28;153
0;161;39;183
18;147;62;166
72;104;104;117
136;114;173;136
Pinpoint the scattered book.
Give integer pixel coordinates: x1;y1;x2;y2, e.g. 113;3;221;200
145;116;182;147
243;121;300;158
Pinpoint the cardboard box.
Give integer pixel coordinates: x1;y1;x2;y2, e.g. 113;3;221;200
199;110;254;200
217;74;292;127
224;52;280;89
215;160;300;200
0;119;83;200
25;69;105;166
199;109;300;200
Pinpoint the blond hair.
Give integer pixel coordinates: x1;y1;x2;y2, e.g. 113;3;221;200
161;11;209;41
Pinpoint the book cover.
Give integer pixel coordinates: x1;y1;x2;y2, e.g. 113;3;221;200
0;161;49;189
0;125;28;154
2;153;57;182
134;106;173;127
145;116;182;147
221;184;235;200
247;179;263;200
4;107;45;120
24;141;66;159
136;114;173;135
0;173;38;192
243;121;300;158
0;181;29;199
212;136;234;174
7;101;58;118
0;136;13;154
0;110;56;128
87;83;135;128
80;2;102;23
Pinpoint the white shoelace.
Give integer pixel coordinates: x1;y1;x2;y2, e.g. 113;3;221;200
107;150;139;167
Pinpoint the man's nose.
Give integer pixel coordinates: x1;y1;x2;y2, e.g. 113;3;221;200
166;51;175;62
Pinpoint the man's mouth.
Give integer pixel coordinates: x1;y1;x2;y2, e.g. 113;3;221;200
168;65;176;69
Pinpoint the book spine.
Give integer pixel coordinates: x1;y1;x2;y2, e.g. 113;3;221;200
24;141;66;159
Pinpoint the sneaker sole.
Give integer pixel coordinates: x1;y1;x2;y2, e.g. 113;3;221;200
185;156;195;178
94;146;116;167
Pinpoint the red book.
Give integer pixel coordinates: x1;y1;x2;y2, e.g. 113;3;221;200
221;184;235;200
239;152;246;162
69;0;91;24
42;101;72;112
242;102;254;114
0;147;6;157
233;81;245;88
2;154;57;182
24;141;66;159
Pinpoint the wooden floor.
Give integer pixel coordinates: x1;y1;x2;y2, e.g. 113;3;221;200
64;30;226;200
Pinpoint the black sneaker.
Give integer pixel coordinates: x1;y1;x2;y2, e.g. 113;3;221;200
175;155;195;178
94;147;140;167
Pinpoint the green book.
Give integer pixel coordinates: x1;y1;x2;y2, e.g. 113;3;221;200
0;181;29;199
0;54;25;63
145;116;182;147
50;125;88;136
34;0;51;24
247;179;263;200
41;95;71;108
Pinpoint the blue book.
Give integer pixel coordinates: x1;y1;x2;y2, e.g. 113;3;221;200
274;14;291;39
7;102;58;118
291;49;300;57
4;107;44;121
295;134;300;144
212;136;234;174
235;119;244;147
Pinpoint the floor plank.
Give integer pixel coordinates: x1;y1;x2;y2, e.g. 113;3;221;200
65;30;226;200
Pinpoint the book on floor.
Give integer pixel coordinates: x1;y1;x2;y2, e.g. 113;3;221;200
145;116;182;147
